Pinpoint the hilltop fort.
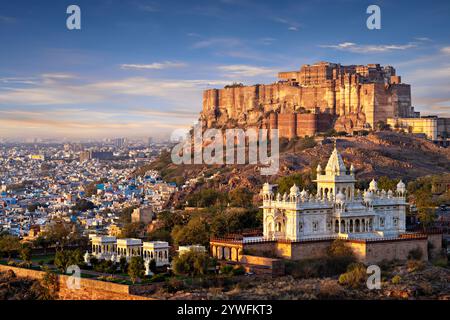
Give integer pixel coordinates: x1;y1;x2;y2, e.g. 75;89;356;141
201;61;417;138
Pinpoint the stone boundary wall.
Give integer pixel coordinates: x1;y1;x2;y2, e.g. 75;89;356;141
0;265;152;300
239;255;285;276
236;235;433;264
361;238;428;264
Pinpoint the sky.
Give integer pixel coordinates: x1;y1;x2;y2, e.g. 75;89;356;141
0;0;449;140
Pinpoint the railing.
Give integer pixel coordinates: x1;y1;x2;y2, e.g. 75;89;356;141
211;233;429;245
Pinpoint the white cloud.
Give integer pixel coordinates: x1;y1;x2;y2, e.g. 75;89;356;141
120;61;187;70
320;42;417;53
0;73;230;106
440;46;450;55
273;17;300;31
191;37;242;49
218;65;277;77
415;37;432;42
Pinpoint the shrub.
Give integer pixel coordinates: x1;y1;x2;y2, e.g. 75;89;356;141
231;265;245;276
7;260;17;266
128;256;145;284
165;278;185;293
40;268;59;299
318;281;345;299
327;239;354;258
338;263;367;289
172;250;212;277
391;275;401;284
431;258;448;268
407;247;423;261
219;265;234;275
406;259;425;272
150;273;168;282
54;249;84;272
219;264;245;276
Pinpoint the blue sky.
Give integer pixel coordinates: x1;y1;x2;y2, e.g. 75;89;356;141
0;0;449;140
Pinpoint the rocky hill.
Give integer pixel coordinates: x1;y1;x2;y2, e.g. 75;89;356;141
142;131;449;207
148;263;450;300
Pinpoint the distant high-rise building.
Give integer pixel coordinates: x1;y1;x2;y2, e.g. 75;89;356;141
79;150;114;162
113;138;126;148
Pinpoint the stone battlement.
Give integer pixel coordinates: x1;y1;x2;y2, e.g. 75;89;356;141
201;62;415;137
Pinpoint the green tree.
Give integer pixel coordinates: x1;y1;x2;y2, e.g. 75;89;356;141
377;176;399;191
128;256;145;284
338;263;367;289
119;257;128;273
228;188;254;208
171;216;210;247
0;235;22;259
33;236;51;254
42;220;73;249
120;222;145;238
149;259;157;273
20;246;32;265
327;239;354;258
276;173;314;195
54;249;83;272
172;250;211;277
185;189;228;208
211;207;261;237
39;267;59;299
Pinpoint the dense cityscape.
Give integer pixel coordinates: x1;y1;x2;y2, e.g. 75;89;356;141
0;139;176;238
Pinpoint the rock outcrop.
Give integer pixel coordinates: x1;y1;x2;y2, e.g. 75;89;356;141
200;62;415;137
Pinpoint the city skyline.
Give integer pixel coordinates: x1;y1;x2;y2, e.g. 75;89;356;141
1;0;450;139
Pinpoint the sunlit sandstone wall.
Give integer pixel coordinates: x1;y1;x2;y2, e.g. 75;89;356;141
365;239;428;264
240;237;430;264
0;265;151;300
201;78;412;133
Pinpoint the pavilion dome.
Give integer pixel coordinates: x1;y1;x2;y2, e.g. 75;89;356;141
325;146;347;175
300;189;308;198
396;180;406;194
262;182;273;193
290;184;300;195
369;179;378;191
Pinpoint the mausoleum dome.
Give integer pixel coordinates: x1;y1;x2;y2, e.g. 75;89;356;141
369;179;378;191
262;182;272;193
290;184;299;195
300;189;308;198
396;180;406;193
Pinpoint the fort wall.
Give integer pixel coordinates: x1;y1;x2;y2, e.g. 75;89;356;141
201;62;414;136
